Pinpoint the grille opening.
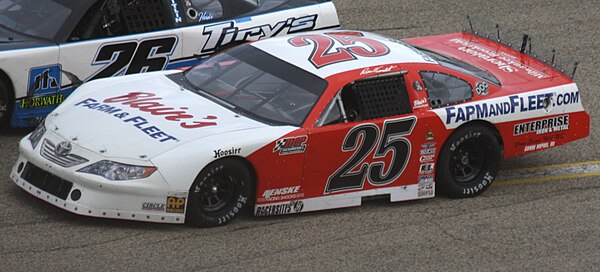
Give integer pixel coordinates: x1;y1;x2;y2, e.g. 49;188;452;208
20;162;73;200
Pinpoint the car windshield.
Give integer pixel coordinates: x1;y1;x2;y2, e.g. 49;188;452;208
184;45;328;126
419;47;501;86
0;0;71;40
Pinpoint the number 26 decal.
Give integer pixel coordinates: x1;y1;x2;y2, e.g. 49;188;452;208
288;32;390;69
325;117;416;193
90;36;177;80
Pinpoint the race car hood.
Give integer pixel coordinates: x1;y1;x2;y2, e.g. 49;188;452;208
46;71;269;159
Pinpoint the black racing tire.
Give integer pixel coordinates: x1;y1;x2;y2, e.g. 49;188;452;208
436;124;503;198
186;158;253;228
0;80;13;129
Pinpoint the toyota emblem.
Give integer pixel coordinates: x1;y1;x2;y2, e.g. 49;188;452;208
55;141;72;157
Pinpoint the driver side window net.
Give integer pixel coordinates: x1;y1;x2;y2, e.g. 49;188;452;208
70;0;173;41
319;75;412;126
420;71;472;108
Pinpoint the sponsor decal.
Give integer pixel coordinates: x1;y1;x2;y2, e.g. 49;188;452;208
201;15;318;54
449;38;549;79
170;0;182;23
255;200;304;216
524;141;555;152
259;186;303;202
103;92;218;129
142;202;166;211
273;136;308;155
413;97;428;108
419;163;435;174
419;154;435;163
513;115;569;136
443;91;579;125
360;65;397;76
421;142;436;149
217;195;248;225
420;147;436;155
475;82;489;96
463;172;494;195
28;65;61;96
418;176;434;197
20;94;64;109
213;147;241;158
425;131;434;141
418;175;434;183
166;196;186;213
75;98;178;143
449;131;481;152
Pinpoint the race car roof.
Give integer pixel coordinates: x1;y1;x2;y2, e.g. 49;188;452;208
249;30;438;79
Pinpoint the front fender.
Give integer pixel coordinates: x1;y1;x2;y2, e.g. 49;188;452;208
150;126;297;191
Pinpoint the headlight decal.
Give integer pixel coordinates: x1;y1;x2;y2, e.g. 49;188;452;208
77;160;157;181
28;120;46;149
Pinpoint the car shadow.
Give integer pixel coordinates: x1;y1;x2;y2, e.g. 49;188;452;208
0;126;32;136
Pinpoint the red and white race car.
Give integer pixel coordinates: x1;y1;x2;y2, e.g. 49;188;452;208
10;28;590;227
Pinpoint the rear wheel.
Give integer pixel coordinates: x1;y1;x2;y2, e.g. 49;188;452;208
186;158;253;228
436;124;503;198
0;80;12;128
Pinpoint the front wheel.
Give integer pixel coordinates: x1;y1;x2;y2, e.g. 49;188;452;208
186;159;253;228
436;125;503;198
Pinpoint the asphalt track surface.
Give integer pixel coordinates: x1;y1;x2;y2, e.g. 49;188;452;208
1;1;599;271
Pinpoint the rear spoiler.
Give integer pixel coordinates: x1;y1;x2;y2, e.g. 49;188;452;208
464;15;578;79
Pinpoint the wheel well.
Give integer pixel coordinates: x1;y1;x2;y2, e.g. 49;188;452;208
0;70;15;98
0;69;15;127
202;156;258;201
452;120;504;148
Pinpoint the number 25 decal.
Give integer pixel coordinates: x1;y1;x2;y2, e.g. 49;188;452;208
90;36;177;80
288;32;390;69
326;117;416;193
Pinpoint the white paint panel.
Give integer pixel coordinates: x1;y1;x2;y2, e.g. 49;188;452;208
250;30;438;78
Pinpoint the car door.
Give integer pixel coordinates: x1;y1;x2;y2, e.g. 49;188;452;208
302;73;432;205
57;0;184;86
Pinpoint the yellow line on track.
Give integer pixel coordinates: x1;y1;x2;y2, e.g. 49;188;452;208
494;172;600;186
493;160;600;186
499;160;600;172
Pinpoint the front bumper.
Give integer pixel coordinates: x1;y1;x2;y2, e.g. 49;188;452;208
10;131;188;224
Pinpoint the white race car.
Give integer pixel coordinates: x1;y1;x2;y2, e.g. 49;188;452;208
10;29;589;227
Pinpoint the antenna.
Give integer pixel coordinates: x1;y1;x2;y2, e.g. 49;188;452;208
572;62;579;79
467;15;474;32
495;24;501;41
520;34;529;53
551;49;556;66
